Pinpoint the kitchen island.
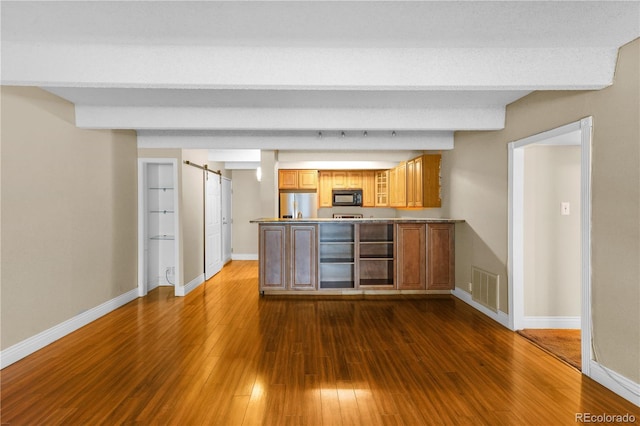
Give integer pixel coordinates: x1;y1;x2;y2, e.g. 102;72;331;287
250;218;463;295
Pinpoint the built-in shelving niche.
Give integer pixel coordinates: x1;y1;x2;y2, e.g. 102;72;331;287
146;163;176;289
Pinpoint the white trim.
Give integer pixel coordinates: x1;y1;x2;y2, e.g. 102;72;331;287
451;288;510;329
589;360;640;408
0;288;138;369
522;316;581;329
508;117;593;378
579;117;593;376
175;273;205;297
232;254;259;261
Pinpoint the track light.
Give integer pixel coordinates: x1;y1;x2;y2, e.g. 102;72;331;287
363;131;368;137
341;131;346;138
318;131;322;138
392;131;396;137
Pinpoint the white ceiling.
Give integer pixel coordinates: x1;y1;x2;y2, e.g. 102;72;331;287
2;1;639;153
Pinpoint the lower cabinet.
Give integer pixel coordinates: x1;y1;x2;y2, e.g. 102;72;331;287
426;223;455;290
259;225;287;290
289;225;317;290
258;221;455;293
396;223;426;290
259;224;317;291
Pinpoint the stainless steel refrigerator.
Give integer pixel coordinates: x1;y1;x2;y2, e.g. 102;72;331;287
279;192;318;219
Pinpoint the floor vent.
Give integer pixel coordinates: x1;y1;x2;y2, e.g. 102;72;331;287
471;267;499;312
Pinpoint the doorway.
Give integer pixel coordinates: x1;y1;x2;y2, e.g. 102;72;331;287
508;117;592;374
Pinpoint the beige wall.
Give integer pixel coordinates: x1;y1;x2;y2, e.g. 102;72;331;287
231;170;261;256
445;39;639;381
1;86;138;350
523;145;581;317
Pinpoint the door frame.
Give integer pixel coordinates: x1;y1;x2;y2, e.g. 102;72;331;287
138;158;181;297
507;117;592;375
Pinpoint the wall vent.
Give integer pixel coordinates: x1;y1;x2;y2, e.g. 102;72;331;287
471;267;499;312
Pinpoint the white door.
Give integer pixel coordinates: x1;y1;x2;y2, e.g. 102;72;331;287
205;172;223;280
222;177;232;263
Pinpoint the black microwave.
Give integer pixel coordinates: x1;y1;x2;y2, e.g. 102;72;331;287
332;189;363;206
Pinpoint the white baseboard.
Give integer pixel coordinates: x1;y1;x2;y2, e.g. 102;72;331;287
0;288;139;369
452;288;510;329
522;316;581;329
175;273;204;297
232;254;258;261
588;360;640;407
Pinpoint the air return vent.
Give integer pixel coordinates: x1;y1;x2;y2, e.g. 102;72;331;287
471;267;499;312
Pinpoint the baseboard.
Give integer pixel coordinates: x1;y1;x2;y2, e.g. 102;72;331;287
522;316;581;329
175;273;204;297
451;288;510;329
588;360;640;407
232;254;258;261
0;288;139;369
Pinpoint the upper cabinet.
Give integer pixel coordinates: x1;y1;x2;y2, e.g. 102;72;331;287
389;161;407;207
278;169;318;190
318;171;333;207
375;170;389;207
331;171;362;189
407;154;441;208
362;171;375;207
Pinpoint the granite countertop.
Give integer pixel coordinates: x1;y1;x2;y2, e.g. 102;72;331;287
250;217;464;224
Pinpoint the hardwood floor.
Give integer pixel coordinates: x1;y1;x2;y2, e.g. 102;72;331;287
1;260;638;425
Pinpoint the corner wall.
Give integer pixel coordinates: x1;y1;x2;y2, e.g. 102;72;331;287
445;39;639;383
1;86;138;350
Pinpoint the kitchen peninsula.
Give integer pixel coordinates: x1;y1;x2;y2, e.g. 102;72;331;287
251;218;463;295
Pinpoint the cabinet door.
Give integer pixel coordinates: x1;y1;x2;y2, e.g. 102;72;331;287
332;171;348;189
259;225;287;290
278;170;298;189
413;156;424;207
290;225;317;290
298;170;318;189
396;223;426;290
375;170;389;207
319;171;333;207
426;223;454;290
347;171;363;188
406;159;416;207
422;155;441;208
362;171;375;207
390;162;407;207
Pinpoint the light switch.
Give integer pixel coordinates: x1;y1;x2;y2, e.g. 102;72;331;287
561;202;571;215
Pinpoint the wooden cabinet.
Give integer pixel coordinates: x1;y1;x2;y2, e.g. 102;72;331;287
396;223;426;290
278;169;318;190
289;225;317;290
375;170;389;207
358;223;394;288
362;171;375;207
259;224;318;292
298;170;319;189
346;171;362;188
426;223;454;290
331;171;348;189
389;162;407;207
318;171;333;207
259;225;287;290
407;154;441;208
